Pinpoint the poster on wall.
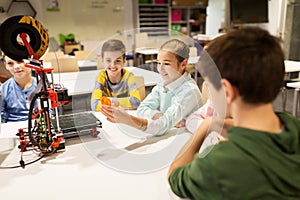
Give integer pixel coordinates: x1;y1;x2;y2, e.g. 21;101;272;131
47;0;60;11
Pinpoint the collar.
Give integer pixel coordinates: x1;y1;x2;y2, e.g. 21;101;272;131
164;72;189;92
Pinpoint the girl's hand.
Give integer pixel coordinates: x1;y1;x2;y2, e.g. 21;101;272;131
152;113;164;120
101;105;130;124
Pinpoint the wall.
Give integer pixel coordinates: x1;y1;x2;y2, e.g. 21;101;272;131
284;0;300;60
0;0;43;22
42;0;124;42
205;0;282;37
205;0;225;37
0;0;124;44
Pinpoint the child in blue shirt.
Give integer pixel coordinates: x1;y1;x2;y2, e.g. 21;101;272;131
1;55;37;122
101;39;202;136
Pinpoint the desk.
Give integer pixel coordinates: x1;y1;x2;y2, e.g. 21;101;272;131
284;60;300;72
49;67;163;96
44;60;98;72
135;48;159;66
283;60;300;115
77;60;98;71
0;112;190;200
286;82;300;116
284;60;300;81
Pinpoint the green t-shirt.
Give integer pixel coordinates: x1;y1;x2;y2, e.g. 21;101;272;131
169;112;300;200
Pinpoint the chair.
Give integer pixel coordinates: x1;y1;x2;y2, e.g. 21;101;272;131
135;32;149;49
50;57;79;73
187;46;199;82
126;54;134;67
48;37;61;52
135;76;146;101
134;32;150;66
189;46;198;57
96;56;105;70
0;61;12;83
41;51;64;62
74;50;96;60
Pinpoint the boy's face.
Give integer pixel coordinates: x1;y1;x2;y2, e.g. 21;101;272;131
102;51;125;77
157;50;185;84
5;56;31;80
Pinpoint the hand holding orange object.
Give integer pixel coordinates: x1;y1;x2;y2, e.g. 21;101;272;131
101;97;111;106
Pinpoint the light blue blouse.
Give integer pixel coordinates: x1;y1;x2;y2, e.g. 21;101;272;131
137;72;202;135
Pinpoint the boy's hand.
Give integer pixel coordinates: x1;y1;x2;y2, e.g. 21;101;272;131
175;119;185;128
220;118;234;138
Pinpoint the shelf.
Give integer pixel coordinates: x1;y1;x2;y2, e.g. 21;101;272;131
171;20;188;24
140;22;169;26
171;6;207;36
140;13;169;17
138;2;170;37
140;17;169;21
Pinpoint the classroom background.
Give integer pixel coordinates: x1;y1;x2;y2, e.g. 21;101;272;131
1;0;299;116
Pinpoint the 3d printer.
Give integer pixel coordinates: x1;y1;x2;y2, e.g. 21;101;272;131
0;16;100;168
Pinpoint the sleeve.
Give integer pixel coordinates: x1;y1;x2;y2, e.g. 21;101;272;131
1;84;7;123
136;85;162;119
91;72;105;111
142;82;201;136
185;100;214;133
111;72;141;109
169;153;221;200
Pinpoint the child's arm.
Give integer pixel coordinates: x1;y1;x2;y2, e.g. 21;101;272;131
168;117;211;177
91;71;107;111
136;85;161;119
1;85;7;122
139;83;201;136
185;100;214;133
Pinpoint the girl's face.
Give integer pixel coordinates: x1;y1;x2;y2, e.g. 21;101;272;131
157;50;186;84
5;56;31;80
102;51;125;78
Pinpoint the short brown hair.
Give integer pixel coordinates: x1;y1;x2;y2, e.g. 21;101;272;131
101;39;126;59
204;27;285;104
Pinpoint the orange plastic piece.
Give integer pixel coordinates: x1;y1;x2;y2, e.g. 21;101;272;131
101;97;111;106
47;88;58;108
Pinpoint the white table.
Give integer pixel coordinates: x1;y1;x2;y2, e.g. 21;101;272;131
77;60;98;71
48;67;163;96
0;112;190;200
135;48;159;68
286;81;300;116
284;60;300;73
284;60;300;81
135;48;159;56
188;56;200;82
283;60;300;115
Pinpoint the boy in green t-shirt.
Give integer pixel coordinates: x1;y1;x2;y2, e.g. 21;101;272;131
168;27;300;199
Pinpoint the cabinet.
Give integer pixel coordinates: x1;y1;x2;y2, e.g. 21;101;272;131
171;6;207;36
136;0;208;37
138;0;170;37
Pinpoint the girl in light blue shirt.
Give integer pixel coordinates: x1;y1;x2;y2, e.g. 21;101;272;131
101;39;202;135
